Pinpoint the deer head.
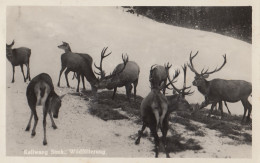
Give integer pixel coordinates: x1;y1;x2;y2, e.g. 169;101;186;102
6;40;15;59
48;93;65;119
57;41;71;52
187;51;227;87
94;47;128;89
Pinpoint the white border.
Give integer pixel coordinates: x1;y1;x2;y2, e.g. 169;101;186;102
1;0;259;163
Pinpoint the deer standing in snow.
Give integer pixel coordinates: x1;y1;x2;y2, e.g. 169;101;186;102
57;41;93;92
135;63;193;158
187;51;252;122
25;73;65;145
94;47;140;102
6;40;31;83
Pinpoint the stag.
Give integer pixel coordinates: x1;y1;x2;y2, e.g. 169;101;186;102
25;73;65;145
94;47;140;102
57;41;94;92
135;66;171;158
149;64;171;94
6;40;31;83
135;64;193;158
188;51;252;122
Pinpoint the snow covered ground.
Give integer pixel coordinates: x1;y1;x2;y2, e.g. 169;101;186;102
6;6;251;157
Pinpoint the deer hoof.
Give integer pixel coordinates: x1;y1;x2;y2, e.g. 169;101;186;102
31;131;36;137
52;125;57;129
11;80;14;83
135;139;140;145
43;140;47;146
25;126;30;131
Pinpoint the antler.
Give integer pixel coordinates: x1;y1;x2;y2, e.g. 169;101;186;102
200;54;227;75
164;62;172;72
94;47;112;78
166;65;194;96
187;51;199;75
166;69;180;90
187;51;227;77
181;64;194;97
104;53;129;79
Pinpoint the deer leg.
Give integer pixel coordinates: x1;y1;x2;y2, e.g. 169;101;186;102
112;87;117;100
81;74;86;90
31;108;38;137
20;64;26;82
57;66;66;87
25;62;31;81
241;100;248;123
48;110;57;129
199;99;209;109
159;102;168;131
152;108;160;132
150;126;160;158
208;102;217;117
125;84;132;102
161;116;170;158
11;65;15;83
219;101;224;119
64;69;71;88
245;100;252;123
76;72;80;92
224;101;231;115
135;122;147;145
133;79;138;101
43;106;48;145
25;111;33;131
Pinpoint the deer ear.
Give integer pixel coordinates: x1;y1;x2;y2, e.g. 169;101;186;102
11;40;15;45
203;74;209;78
59;94;66;100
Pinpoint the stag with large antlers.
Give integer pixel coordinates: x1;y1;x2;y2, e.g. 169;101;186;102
135;66;171;158
94;47;140;102
6;40;31;83
135;64;193;158
188;51;252;122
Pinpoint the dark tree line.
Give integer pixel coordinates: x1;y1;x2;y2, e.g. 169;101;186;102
123;7;252;43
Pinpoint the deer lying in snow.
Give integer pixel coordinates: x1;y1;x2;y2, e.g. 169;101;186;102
57;41;94;92
188;51;252;122
25;73;65;145
94;47;140;102
6;40;31;83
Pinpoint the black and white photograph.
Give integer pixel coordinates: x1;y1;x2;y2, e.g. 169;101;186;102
2;1;259;162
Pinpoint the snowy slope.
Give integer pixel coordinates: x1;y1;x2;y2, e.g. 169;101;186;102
6;6;251;114
5;6;252;158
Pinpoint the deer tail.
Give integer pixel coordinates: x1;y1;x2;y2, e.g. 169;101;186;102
35;82;50;106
